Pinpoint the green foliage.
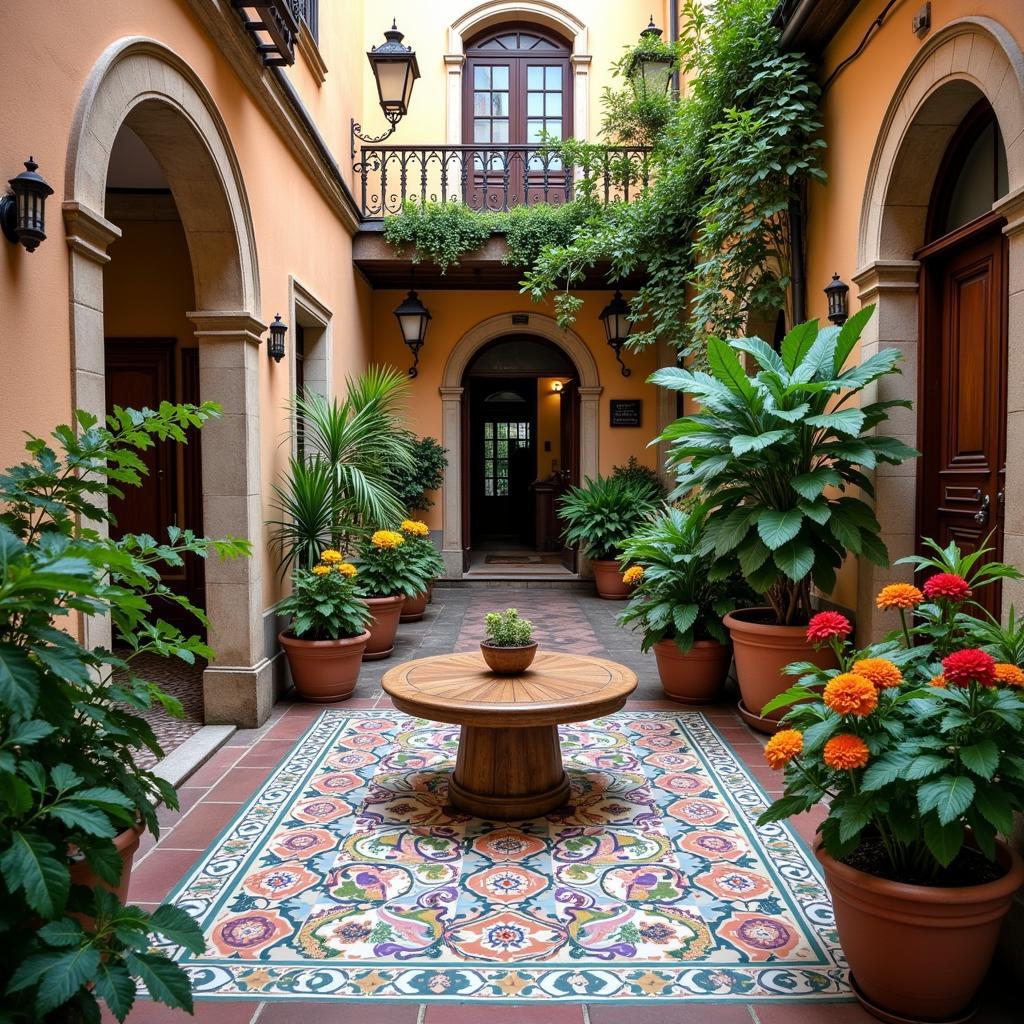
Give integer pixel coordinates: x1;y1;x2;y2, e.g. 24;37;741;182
269;366;414;574
617;506;754;652
758;541;1024;882
611;455;666;501
384;435;447;513
0;404;250;1020
558;475;661;562
484;608;534;647
354;530;436;599
275;562;371;641
653;309;917;625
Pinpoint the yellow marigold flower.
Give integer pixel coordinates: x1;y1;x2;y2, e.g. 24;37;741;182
320;549;342;563
764;729;803;770
622;566;645;586
823;673;878;716
876;583;923;610
335;562;358;578
852;658;903;690
371;530;405;549
823;734;870;770
311;564;331;576
994;663;1024;687
929;674;948;689
400;520;429;537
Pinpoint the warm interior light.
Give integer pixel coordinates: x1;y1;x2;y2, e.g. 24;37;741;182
552;381;564;393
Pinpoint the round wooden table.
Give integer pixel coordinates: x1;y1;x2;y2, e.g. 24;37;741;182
381;651;637;820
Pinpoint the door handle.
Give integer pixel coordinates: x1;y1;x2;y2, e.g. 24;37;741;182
974;494;991;526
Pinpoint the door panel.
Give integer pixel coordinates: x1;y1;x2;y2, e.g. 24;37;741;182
558;379;579;571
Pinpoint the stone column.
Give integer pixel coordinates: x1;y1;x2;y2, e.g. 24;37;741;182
571;54;592;140
851;260;921;640
187;311;274;728
444;55;465;145
440;385;464;577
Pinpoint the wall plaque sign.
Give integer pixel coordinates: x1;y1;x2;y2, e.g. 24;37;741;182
610;399;642;427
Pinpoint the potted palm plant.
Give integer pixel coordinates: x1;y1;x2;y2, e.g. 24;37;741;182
481;608;537;674
397;519;444;621
276;553;371;700
759;539;1024;1023
0;403;249;1021
618;506;753;702
652;308;916;730
558;474;661;598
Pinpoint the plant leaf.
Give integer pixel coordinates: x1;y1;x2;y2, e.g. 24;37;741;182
757;509;803;550
918;774;976;825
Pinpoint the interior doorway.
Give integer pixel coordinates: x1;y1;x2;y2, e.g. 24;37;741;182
461;336;580;575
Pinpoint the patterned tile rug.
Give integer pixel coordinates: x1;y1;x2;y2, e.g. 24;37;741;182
158;710;851;1004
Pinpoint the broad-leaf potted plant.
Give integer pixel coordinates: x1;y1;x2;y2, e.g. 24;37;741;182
652;308;916;730
758;539;1024;1023
558;474;661;598
276;554;371;700
618;505;754;702
354;529;435;651
481;608;537;674
0;403;250;1021
397;519;444;621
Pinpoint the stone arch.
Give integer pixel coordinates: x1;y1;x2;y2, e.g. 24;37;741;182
63;37;273;726
438;312;602;576
853;17;1024;637
444;2;592;144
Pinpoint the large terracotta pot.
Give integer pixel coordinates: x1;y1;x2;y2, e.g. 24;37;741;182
653;639;731;704
279;629;370;702
480;641;538;675
724;607;837;734
400;590;429;622
69;822;144;905
591;559;629;600
817;842;1024;1023
362;594;405;660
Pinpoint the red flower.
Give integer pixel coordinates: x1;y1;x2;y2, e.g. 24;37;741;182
942;648;996;688
806;611;852;645
923;573;971;603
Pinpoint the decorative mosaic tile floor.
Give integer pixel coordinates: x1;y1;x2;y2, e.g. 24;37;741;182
158;708;849;1004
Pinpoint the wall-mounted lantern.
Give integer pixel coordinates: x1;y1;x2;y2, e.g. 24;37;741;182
551;380;564;393
600;290;633;377
824;273;850;326
629;17;675;98
268;313;288;363
394;288;431;378
351;21;420;157
1;157;53;253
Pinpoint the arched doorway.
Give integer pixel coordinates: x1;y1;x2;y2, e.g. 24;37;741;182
64;39;272;726
462;337;578;571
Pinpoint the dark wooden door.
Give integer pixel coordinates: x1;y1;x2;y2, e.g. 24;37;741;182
919;225;1007;615
105;340;205;633
558;379;579;570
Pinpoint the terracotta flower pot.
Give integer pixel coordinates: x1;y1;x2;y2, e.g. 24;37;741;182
591;558;629;600
653;638;731;704
480;641;538;675
817;842;1024;1023
279;629;370;702
362;594;405;660
69;822;144;906
724;607;837;734
400;590;429;622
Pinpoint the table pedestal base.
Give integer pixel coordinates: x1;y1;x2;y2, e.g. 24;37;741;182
449;723;570;820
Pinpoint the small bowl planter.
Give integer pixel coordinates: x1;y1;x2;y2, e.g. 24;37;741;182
279;629;371;702
480;641;538;675
401;589;429;622
591;558;630;600
653;639;731;704
362;594;405;660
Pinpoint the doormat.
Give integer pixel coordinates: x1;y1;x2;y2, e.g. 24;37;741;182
485;554;564;565
156;710;849;1003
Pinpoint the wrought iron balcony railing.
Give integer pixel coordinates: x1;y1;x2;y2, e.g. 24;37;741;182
355;144;654;219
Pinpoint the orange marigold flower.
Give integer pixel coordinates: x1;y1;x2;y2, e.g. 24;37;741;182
335;562;358;578
823;734;870;771
622;566;645;586
400;520;429;537
311;564;331;576
929;674;948;689
764;729;803;770
876;583;923;610
320;549;343;563
823;673;878;716
371;530;405;550
851;658;903;690
994;663;1024;687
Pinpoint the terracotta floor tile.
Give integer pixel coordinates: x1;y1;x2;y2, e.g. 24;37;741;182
111;1000;260;1023
753;1002;872;1023
424;1005;584;1024
236;738;301;767
204;766;273;802
258;1001;420;1022
127;847;201;902
590;1004;755;1023
162;800;243;850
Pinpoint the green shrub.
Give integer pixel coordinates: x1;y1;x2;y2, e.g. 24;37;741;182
354;529;436;599
484;608;534;647
612;455;666;501
558;474;661;561
385;436;447;513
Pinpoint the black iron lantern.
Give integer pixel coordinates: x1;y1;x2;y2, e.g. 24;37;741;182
630;17;674;97
600;290;633;377
824;273;850;326
351;21;420;156
268;313;287;363
1;157;53;253
394;289;431;377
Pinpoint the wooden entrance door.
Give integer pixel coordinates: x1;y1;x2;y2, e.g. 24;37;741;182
558;379;579;570
918;222;1007;615
105;339;206;633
